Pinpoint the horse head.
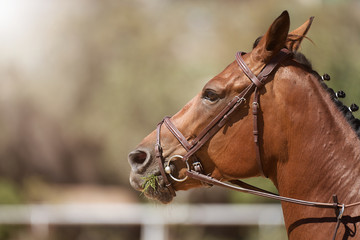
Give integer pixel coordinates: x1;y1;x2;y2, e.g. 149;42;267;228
128;11;314;203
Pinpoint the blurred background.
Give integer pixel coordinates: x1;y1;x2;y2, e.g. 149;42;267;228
0;0;359;239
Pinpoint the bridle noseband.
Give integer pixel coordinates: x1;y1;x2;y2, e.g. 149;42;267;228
155;48;293;196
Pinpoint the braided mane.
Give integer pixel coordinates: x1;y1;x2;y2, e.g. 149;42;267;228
252;37;360;139
315;71;360;138
291;51;360;139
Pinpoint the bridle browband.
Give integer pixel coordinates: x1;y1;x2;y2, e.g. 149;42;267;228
154;48;360;239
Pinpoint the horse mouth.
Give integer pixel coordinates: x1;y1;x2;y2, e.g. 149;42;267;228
129;171;174;204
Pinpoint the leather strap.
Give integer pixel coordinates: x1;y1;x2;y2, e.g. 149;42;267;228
252;88;265;177
236;52;264;88
155;121;176;196
163;117;192;151
235;49;292;177
156;48;292;193
183;84;255;161
186;170;360;209
258;48;292;81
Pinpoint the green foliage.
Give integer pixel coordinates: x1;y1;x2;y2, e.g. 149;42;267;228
141;174;159;193
0;179;23;204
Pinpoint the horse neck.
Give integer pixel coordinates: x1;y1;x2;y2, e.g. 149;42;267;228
267;67;360;234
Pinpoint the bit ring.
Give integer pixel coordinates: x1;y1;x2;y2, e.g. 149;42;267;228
165;155;189;182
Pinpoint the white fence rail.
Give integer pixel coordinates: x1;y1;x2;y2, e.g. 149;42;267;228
0;204;284;240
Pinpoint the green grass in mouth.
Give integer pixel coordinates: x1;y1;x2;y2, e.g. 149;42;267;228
141;174;159;193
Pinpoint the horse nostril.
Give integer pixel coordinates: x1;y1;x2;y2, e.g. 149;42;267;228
128;149;151;173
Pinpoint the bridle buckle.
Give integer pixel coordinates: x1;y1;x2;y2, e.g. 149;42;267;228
235;96;246;104
193;161;204;173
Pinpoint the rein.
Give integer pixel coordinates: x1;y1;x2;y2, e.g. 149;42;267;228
155;48;360;239
185;170;360;240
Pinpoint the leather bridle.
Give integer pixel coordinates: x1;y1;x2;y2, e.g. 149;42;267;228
155;48;292;195
154;48;360;239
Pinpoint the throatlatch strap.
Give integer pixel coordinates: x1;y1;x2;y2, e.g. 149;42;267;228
235;49;293;177
252;88;266;177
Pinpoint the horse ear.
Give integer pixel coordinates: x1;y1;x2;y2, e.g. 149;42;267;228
253;11;290;62
286;17;314;52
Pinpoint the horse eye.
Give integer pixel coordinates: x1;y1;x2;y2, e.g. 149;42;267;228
203;89;220;102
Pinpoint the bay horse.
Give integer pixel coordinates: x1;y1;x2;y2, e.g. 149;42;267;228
128;11;360;239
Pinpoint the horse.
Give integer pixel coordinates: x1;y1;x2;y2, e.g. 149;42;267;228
128;11;360;239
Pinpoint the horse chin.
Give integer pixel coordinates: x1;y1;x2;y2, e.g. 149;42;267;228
129;172;174;204
142;184;174;204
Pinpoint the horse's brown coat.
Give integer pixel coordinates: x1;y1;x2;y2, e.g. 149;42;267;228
128;11;360;239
